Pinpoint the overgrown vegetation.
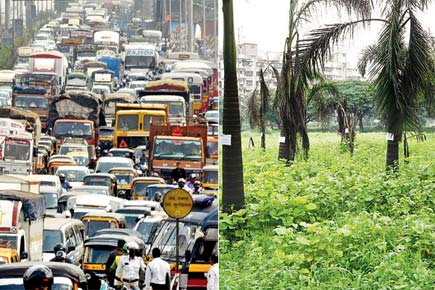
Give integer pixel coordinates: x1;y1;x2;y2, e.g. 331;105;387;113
220;130;435;289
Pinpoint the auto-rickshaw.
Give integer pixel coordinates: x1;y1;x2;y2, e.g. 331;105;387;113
81;212;128;238
83;173;117;196
98;126;114;151
0;261;88;290
108;167;138;199
0;248;19;264
82;234;145;289
40;135;58;155
201;164;218;196
130;176;166;200
37;146;49;174
47;158;77;175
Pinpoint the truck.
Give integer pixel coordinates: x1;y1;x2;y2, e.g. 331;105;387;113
0;108;41;175
0;70;16;89
91;69;115;93
98;56;122;84
0;190;45;261
123;43;158;77
29;51;68;89
148;124;207;181
12;85;50;131
93;30;120;55
113;103;168;148
47;91;106;147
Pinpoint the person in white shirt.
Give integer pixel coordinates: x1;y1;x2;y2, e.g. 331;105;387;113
115;241;145;290
206;254;218;290
144;248;170;290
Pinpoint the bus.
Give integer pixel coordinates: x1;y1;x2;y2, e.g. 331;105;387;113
161;72;204;115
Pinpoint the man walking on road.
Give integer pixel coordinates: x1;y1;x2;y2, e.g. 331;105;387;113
144;248;170;290
206;254;219;290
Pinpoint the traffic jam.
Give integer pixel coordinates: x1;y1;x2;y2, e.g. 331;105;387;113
0;1;219;289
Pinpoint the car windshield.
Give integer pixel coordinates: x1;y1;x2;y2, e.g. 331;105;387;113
96;161;131;173
15;94;48;109
145;187;175;200
100;130;113;137
56;169;87;182
132;183;150;197
203;171;218;184
43;230;62;252
153;140;201;161
0;235;17;249
74;187;108;195
115;174;134;184
53;122;92;139
59;146;88;156
83;220;118;237
136;221;160;243
84;245;114;264
41;192;58;209
206;142;218;157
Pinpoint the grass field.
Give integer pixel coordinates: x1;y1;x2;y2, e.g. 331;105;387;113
220;129;435;289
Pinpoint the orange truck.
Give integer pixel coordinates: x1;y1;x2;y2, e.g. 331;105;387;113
47;91;106;147
148;124;207;182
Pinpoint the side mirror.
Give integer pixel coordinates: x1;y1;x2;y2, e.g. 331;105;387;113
20;252;28;260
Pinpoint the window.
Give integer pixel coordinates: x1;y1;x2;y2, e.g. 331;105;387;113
245;71;253;77
66;228;77;248
117;115;138;131
246;80;253;86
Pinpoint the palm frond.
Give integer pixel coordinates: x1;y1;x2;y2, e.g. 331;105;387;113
259;69;270;120
295;0;373;26
357;44;378;77
371;2;407;134
298;19;385;78
247;87;259;129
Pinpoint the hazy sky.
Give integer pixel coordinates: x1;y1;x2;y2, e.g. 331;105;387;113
219;1;435;66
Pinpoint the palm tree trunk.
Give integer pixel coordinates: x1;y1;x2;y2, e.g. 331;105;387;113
278;128;289;160
222;0;245;212
386;133;401;171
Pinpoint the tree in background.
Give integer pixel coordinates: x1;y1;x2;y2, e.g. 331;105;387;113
222;0;245;212
300;0;435;170
273;0;372;163
247;68;271;149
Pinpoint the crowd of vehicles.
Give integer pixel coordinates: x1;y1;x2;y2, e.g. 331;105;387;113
0;0;219;289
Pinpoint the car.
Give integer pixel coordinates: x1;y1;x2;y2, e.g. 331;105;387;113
115;207;152;229
92;84;112;95
95;156;134;173
39;186;60;214
109;148;135;158
71;185;111;196
26;174;62;196
204;110;218;124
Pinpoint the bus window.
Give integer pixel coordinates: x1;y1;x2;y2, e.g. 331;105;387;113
144;115;165;131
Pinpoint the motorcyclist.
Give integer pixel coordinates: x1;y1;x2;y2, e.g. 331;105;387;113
23;265;54;290
111;242;129;288
153;192;162;202
191;180;204;194
50;243;73;264
59;174;71;192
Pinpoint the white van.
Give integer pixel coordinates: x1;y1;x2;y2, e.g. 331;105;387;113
43;218;86;266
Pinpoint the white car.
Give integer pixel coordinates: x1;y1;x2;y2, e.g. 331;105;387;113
128;80;147;89
205;110;218;124
95;156;135;173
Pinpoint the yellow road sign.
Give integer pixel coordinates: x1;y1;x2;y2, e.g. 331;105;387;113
162;189;193;219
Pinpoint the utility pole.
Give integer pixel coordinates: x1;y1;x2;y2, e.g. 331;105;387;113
187;0;192;51
203;0;206;56
168;0;171;42
5;0;10;31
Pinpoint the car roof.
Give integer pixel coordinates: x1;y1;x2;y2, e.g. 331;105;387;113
55;166;90;171
97;156;133;162
44;217;83;230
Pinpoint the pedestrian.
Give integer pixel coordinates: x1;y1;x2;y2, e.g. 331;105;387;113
111;242;129;288
115;242;145;290
144;248;170;290
23;265;54;290
106;240;125;286
171;162;186;183
206;254;218;290
140;149;148;165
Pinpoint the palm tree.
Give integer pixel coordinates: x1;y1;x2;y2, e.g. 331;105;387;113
222;0;245;212
299;0;435;170
247;68;271;149
274;0;372;163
